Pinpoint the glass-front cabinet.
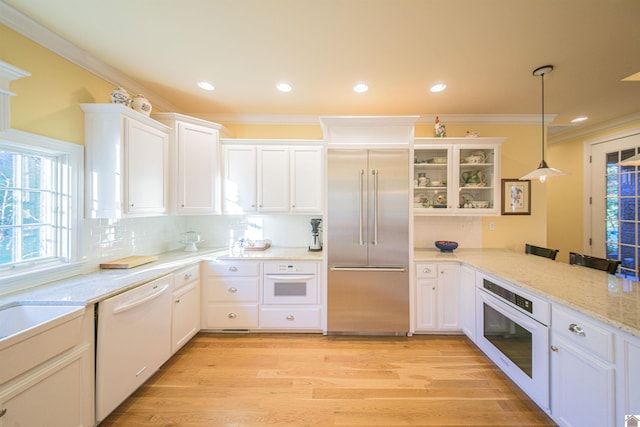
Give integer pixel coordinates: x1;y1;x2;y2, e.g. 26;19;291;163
413;137;504;215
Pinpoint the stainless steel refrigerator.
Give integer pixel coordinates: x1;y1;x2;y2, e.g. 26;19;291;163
327;149;410;335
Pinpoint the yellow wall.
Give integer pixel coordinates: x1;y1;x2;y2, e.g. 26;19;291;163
1;24;114;144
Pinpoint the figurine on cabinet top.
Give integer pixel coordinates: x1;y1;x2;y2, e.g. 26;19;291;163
434;116;446;137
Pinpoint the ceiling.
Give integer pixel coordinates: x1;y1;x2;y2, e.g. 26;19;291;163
3;0;640;135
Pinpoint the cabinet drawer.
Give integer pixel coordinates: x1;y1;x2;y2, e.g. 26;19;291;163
553;306;614;362
174;264;199;290
204;261;260;276
204;304;258;329
259;307;321;329
205;277;259;302
416;263;437;278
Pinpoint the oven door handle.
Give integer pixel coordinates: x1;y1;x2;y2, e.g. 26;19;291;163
478;288;545;329
265;274;316;281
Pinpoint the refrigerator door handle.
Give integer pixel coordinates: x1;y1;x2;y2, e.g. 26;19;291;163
330;266;406;272
372;169;378;245
359;169;365;245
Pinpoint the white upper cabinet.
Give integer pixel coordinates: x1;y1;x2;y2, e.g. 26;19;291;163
290;146;323;213
414;137;504;216
82;103;170;218
258;146;290;212
222;145;257;213
153;113;222;214
222;140;323;214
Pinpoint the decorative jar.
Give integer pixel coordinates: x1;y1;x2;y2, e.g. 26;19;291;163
131;94;152;116
110;87;131;106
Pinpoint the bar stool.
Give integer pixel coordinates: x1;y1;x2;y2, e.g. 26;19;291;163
569;252;621;274
525;243;559;260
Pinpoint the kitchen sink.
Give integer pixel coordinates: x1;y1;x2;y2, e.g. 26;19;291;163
0;302;86;385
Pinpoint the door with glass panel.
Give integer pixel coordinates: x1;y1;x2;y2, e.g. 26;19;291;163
590;131;640;278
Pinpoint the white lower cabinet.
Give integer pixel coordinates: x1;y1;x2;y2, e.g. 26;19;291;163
616;332;640;425
550;305;615;427
459;265;476;341
201;260;260;329
415;263;461;332
0;307;94;426
171;264;201;353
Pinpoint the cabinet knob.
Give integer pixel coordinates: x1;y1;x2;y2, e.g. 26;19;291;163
422;267;431;273
0;407;6;418
432;286;436;290
286;315;295;321
184;273;192;280
550;345;559;352
228;312;237;319
568;323;586;336
228;287;238;293
130;203;135;207
175;299;181;304
229;266;238;272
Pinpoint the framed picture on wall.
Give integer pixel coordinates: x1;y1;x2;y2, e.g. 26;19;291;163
501;179;531;215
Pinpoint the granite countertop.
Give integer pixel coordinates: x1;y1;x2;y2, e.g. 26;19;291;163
0;246;321;307
415;248;640;338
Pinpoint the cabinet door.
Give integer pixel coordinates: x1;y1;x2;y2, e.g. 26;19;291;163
124;117;169;214
550;334;615;427
454;144;501;215
460;265;476;341
172;281;200;353
0;348;93;427
291;146;322;213
416;278;437;330
223;145;257;213
258;146;289;212
438;264;461;330
176;122;219;214
618;337;640;422
413;145;453;214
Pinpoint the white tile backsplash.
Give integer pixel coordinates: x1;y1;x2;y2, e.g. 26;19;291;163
414;216;482;249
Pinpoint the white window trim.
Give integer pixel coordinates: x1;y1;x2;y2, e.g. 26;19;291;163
0;128;85;295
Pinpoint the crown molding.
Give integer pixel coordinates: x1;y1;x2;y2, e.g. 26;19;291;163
194;113;549;126
0;1;179;112
549;111;640;144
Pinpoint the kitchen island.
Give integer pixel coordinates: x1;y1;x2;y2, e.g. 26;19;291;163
415;248;639;337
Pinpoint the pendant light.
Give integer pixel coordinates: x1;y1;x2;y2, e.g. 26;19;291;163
520;65;567;183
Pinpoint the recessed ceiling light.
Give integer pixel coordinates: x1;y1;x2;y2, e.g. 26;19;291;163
353;83;368;93
197;81;215;91
430;83;447;93
276;82;292;92
571;116;588;123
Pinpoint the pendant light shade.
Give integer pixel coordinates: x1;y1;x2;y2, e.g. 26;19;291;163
520;65;567;182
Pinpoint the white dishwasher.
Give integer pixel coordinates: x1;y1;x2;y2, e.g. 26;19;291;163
95;274;173;422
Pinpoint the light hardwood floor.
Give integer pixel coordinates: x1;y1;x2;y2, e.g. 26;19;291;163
99;333;557;426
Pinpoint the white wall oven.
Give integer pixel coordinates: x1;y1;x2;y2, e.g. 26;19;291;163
263;262;318;305
475;273;551;411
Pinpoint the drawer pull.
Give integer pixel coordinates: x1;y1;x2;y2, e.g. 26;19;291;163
229;266;238;272
550;345;559;352
228;287;238;293
568;323;586;336
0;407;6;418
228;312;237;319
184;272;192;280
286;315;295;321
422;267;431;273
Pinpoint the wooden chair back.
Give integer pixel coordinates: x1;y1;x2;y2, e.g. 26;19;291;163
525;243;559;260
569;252;621;274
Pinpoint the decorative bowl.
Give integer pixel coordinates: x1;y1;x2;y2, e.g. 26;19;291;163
435;240;458;252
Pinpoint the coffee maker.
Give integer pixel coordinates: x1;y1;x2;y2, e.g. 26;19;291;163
309;218;322;252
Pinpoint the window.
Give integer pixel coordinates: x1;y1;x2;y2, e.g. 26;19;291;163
0;130;83;288
605;148;639;278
